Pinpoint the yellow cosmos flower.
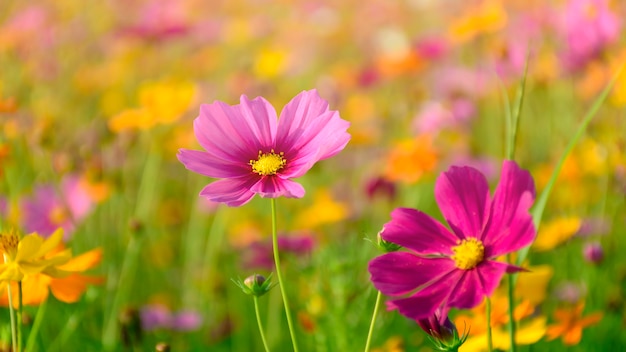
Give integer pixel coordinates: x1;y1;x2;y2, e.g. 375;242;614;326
295;189;349;229
1;247;103;307
108;78;196;132
532;217;581;252
0;228;72;283
448;0;507;43
456;294;546;352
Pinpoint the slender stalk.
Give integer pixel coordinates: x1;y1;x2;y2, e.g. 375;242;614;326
486;298;493;352
270;199;299;352
254;296;271;352
6;281;16;352
17;282;22;352
364;290;382;352
506;263;517;352
25;297;48;352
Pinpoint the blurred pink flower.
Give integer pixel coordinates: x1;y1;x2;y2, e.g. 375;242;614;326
21;176;95;240
119;0;190;40
414;36;449;61
243;234;315;270
411;99;476;135
582;242;604;264
369;161;536;320
140;304;203;332
557;0;621;71
178;90;350;207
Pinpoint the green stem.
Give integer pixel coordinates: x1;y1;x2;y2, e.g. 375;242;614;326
506;261;517;352
270;199;299;352
254;296;271;352
364;290;382;352
25;297;48;352
486;297;493;352
6;281;16;352
17;282;22;352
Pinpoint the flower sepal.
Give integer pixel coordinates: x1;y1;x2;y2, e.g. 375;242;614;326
232;273;276;297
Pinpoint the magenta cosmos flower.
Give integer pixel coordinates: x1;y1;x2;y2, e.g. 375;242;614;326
177;90;350;207
368;160;536;320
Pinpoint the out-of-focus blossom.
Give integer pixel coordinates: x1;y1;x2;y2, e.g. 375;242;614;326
253;48;289;79
554;282;587;304
557;0;621;71
384;135;438;184
370;161;536;320
118;0;190;41
532;217;581;251
243;234;315;270
295;189;349;228
414;36;449;61
109;79;196;132
365;177;396;202
546;303;602;345
448;1;507;43
21;175;97;240
140;304;203;332
177;90;350;207
411;99;476;135
514;265;554;306
582;242;604;264
456;295;546;352
576;216;611;237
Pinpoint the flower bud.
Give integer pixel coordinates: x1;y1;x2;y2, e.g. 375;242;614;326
583;242;604;264
376;231;401;253
233;273;275;297
417;308;467;351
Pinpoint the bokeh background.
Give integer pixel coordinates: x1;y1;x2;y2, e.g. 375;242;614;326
1;0;625;351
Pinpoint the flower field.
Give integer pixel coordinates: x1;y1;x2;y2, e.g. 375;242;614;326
0;0;625;351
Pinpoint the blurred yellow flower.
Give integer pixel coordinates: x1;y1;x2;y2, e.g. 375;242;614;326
371;336;404;352
295;189;348;228
108;79;196;132
254;48;288;79
546;303;602;345
384;135;438;184
532;217;581;252
0;228;72;282
514;265;554;305
456;294;546;352
448;0;507;43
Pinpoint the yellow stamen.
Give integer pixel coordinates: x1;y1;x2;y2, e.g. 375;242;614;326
451;237;485;270
249;149;286;176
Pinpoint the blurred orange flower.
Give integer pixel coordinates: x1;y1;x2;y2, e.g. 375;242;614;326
384;135;437;184
546;303;603;345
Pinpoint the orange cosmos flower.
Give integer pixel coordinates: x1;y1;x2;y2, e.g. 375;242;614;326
546;302;603;345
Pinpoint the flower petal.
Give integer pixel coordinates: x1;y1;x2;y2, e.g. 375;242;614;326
199;178;258;207
388;269;463;320
369;253;455;296
276;90;350;178
448;260;509;309
177;149;249;178
483;160;536;256
435;165;491;240
380;208;457;255
194;96;278;162
249;176;305;199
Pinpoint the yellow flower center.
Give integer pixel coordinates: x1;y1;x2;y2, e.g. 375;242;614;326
451;238;485;270
0;230;19;257
249;150;286;176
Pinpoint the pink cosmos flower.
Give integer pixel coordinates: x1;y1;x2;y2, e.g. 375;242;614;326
368;160;536;320
21;175;95;240
177;90;350;207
